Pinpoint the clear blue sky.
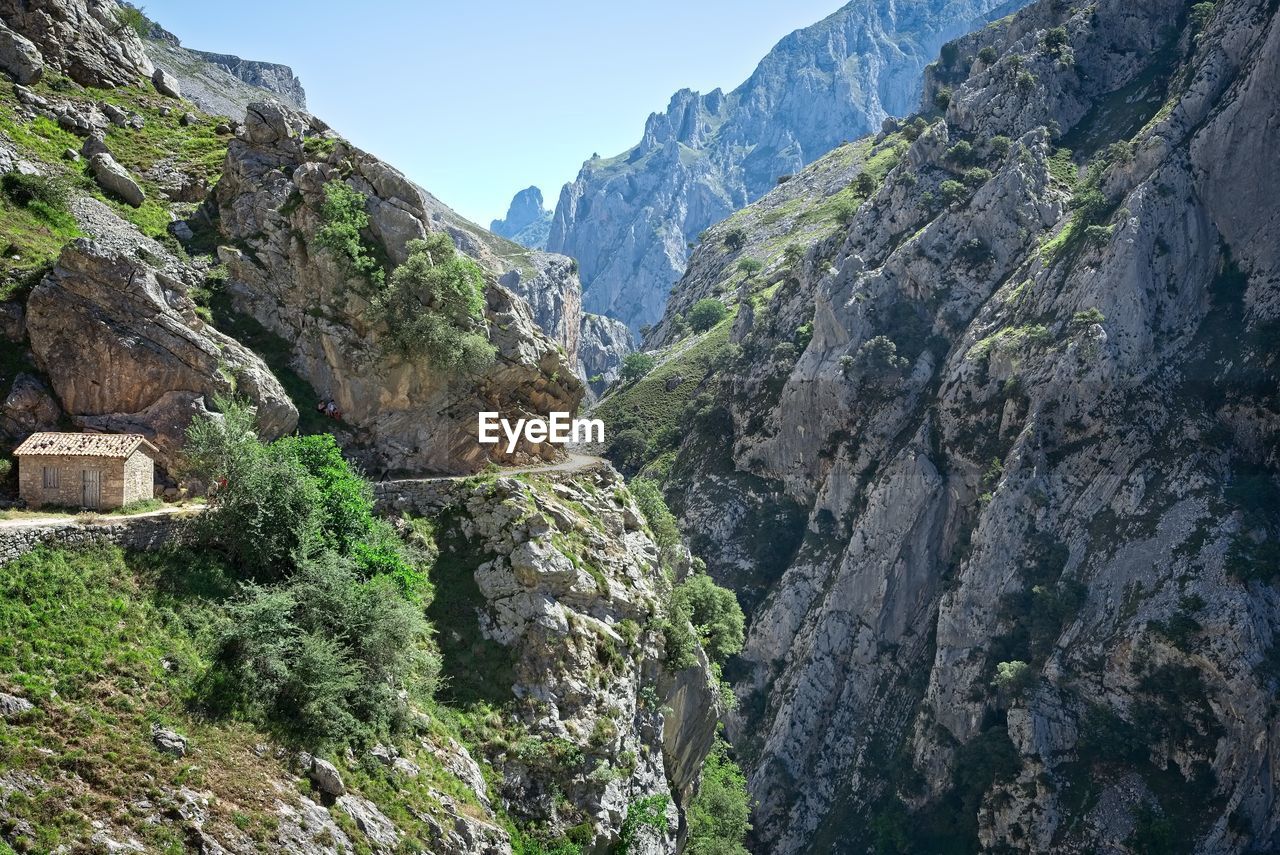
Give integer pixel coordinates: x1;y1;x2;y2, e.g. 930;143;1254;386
141;0;843;226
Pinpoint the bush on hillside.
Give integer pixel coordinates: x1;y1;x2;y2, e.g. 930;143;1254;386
631;478;680;548
686;737;752;854
315;181;385;287
205;551;437;748
673;572;745;665
184;397;425;595
723;228;747;251
687;298;728;332
621;352;657;383
367;233;495;373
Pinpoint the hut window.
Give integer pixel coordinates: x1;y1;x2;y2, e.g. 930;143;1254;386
42;466;60;489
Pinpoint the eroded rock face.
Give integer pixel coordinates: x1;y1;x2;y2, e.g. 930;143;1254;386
377;465;720;850
0;0;153;87
0;22;43;84
25;239;297;468
652;0;1280;850
498;251;582;365
578;313;635;399
548;0;1036;332
214;101;582;475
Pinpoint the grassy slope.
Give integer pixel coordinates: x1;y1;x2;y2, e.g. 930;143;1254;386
0;545;497;853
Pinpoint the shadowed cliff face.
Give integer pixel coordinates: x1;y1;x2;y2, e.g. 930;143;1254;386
639;0;1280;849
547;0;1034;334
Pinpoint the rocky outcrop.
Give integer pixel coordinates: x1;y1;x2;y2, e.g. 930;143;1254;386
490;186;552;250
24;236;297;468
0;0;153;87
379;464;721;849
645;0;1280;850
498;250;582;365
214;101;582;475
548;0;1034;333
0;22;43;84
87;151;144;205
578;313;635;398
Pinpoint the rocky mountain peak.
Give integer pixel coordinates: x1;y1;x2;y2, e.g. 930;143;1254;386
489;185;552;250
548;0;1036;334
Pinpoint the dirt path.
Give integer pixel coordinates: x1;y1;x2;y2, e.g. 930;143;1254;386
410;451;606;482
0;503;202;531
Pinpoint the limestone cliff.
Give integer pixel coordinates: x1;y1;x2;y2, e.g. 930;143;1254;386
631;0;1280;850
378;467;721;852
213;101;583;475
547;0;1033;333
139;15;308;117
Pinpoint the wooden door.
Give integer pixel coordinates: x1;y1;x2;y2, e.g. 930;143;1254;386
81;469;101;509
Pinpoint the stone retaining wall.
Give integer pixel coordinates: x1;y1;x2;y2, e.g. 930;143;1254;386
0;514;189;564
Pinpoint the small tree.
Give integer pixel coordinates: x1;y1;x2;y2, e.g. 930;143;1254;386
737;257;764;276
687;298;728;332
608;429;648;473
854;172;877;196
621;352;657;382
946;140;975;166
1043;27;1069;55
368;233;495;373
939;179;969;207
723;228;747;251
673;573;745;664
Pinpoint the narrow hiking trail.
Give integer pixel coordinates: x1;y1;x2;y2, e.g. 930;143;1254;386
0;454;609;532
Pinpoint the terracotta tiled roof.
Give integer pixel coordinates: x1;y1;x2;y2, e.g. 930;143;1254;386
13;432;159;459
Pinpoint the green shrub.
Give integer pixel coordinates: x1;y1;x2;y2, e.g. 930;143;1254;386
1127;804;1178;855
367;233;495;373
1016;71;1037;93
992;660;1033;694
687;298;729;331
962;167;993;188
184;397;425;592
978;46;998;65
673;573;744;665
988;135;1012;159
933;87;953;111
114;5;150;37
205;551;437;748
631;477;680;548
1043;27;1069;55
854;172;877;196
1071;308;1106;329
608;428;649;473
1190;2;1217;35
939;179;969;207
736;257;763;276
686;737;751;854
315;181;385;287
945;140;975;166
619;794;670;854
621;352;657;383
723;228;747;251
2;172;68;209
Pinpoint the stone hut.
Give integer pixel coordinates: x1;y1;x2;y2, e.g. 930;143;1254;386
14;432;157;510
